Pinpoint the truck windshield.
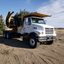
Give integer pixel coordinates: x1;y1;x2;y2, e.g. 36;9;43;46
32;18;46;24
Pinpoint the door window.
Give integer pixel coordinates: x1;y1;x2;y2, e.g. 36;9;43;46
28;18;31;25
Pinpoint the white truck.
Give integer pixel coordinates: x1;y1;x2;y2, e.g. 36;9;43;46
3;12;56;48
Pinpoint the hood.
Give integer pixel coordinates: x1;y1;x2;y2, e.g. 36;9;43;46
32;23;54;28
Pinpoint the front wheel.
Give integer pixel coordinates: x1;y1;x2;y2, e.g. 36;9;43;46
29;38;39;48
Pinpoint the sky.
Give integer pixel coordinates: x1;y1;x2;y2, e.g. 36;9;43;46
0;0;64;28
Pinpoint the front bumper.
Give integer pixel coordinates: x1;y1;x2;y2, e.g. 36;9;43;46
38;36;56;42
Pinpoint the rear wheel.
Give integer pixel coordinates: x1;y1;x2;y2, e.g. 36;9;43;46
29;36;39;48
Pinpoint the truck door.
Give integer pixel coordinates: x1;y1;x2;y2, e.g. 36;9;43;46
24;18;32;33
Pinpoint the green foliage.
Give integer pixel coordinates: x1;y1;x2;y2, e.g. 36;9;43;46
14;10;30;26
5;10;30;28
0;15;4;35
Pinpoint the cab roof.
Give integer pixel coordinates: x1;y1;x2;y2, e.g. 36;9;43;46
24;12;51;18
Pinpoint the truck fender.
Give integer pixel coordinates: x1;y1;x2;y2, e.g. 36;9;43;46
29;32;38;39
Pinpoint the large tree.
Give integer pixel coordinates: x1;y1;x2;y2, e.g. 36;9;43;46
6;10;30;28
14;10;30;26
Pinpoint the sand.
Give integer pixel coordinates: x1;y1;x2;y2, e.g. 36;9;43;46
0;29;64;64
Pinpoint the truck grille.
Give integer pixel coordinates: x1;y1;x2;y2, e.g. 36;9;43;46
45;28;53;34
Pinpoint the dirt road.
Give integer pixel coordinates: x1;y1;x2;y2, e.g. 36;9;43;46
0;29;64;64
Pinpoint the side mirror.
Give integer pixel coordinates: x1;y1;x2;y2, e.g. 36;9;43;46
28;18;31;25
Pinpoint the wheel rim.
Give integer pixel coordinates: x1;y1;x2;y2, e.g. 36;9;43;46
30;39;35;46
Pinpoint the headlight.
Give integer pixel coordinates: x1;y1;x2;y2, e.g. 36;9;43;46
42;32;44;34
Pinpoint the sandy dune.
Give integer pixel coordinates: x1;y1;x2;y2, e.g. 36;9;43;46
0;29;64;64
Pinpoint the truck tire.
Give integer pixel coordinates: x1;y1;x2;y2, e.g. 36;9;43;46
29;36;39;48
4;32;11;39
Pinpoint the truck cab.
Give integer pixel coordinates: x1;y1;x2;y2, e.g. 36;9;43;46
17;16;56;48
